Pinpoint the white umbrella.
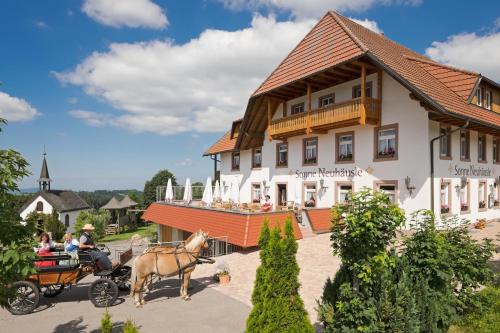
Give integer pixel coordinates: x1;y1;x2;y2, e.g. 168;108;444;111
213;180;221;201
220;180;227;202
202;177;213;206
294;178;302;207
165;178;174;202
183;178;192;204
231;180;240;204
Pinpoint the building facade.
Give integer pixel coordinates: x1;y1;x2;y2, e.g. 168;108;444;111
205;12;500;224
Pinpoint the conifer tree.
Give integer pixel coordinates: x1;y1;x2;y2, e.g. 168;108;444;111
246;219;271;332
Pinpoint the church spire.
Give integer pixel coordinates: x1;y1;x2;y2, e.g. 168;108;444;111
38;151;51;192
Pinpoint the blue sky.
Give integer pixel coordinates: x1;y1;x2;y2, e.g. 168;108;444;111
1;0;499;191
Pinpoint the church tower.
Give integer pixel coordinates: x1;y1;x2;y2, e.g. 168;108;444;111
38;153;51;192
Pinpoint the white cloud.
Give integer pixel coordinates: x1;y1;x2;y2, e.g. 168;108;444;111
34;20;51;30
0;91;40;122
350;17;383;34
82;0;168;29
219;0;422;20
55;15;314;135
426;26;500;82
177;158;193;166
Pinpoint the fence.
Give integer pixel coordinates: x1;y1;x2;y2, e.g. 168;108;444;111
156;185;211;202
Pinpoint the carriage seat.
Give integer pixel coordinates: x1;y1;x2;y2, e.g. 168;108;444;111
77;251;96;266
37;263;80;273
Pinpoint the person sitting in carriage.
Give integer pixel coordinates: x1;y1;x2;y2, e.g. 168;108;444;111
79;224;113;270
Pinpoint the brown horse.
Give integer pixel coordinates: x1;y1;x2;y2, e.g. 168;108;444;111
130;230;208;307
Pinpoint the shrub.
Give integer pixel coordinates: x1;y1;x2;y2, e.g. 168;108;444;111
74;210;111;240
25;210;65;241
100;310;112;333
246;217;313;333
122;319;140;333
453;286;500;333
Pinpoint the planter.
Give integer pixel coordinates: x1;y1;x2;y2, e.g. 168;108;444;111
475;219;486;229
218;274;231;285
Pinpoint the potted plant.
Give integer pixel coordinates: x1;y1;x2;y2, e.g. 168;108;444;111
475;218;486;229
216;262;230;285
460;203;469;212
440;204;449;214
494;200;499;207
479;201;486;209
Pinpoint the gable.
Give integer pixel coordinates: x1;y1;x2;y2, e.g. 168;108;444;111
253;13;365;96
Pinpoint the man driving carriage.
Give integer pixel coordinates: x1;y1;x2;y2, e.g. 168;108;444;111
79;224;113;270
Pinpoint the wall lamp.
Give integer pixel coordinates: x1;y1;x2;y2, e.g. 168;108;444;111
405;176;416;196
319;178;328;190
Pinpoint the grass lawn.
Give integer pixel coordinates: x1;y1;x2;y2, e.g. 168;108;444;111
100;223;156;243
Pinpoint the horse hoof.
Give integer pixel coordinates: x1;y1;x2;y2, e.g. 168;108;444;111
184;296;191;301
141;300;146;305
135;303;143;308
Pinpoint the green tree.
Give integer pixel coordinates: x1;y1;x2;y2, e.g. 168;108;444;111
25;210;66;242
74;210;111;240
192;181;204;200
143;170;177;206
247;217;313;333
100;310;113;333
0;118;37;308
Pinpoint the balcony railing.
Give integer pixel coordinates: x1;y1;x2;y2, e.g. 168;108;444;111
269;97;381;139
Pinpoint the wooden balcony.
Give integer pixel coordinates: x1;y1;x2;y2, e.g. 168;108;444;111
268;97;381;139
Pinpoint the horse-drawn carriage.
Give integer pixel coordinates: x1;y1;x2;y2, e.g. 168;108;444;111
7;244;132;315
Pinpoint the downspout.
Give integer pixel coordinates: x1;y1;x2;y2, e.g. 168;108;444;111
429;120;469;212
210;154;221;181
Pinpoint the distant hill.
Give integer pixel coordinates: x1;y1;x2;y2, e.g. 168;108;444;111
20;187;39;193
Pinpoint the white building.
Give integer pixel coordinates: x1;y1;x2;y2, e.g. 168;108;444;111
204;12;500;225
19;154;90;232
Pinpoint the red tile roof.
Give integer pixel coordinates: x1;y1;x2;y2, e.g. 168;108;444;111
305;208;332;233
203;131;236;156
240;11;500;140
253;13;364;96
142;203;303;248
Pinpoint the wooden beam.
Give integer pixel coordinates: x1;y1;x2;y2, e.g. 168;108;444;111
360;63;366;125
267;97;272;141
324;69;352;80
282;100;287;118
307;83;312;134
377;69;382;125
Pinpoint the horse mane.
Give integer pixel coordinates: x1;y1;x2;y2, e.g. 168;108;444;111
184;231;205;252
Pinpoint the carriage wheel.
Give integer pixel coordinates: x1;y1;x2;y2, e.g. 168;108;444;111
89;278;118;307
43;284;64;297
7;281;40;315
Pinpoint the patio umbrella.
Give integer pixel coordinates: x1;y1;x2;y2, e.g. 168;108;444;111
165;178;174;202
213;180;221;201
220;180;227;202
294;178;302;207
231;180;240;204
202;177;213;205
183;178;192;204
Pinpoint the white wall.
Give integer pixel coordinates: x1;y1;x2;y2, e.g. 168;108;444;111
219;72;500;225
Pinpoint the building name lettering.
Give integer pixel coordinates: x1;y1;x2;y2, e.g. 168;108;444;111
453;164;492;177
296;167;363;179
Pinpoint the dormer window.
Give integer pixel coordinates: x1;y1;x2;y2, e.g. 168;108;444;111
485;90;491;110
475;87;482;107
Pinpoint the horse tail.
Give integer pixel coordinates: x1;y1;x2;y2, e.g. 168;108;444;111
130;256;138;296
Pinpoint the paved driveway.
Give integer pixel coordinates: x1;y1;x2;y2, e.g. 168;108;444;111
0;274;250;333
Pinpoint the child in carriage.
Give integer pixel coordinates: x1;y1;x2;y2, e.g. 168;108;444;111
34;232;56;267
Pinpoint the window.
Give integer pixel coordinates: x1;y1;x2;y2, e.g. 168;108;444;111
319;93;335;107
336;182;353;204
485;90;491;110
495;183;500;207
64;214;70;228
36;201;43;212
336;132;354;163
478;133;487;162
460;180;470;213
251;183;262;203
304;183;317;207
291;102;305;115
439;125;451;159
476;87;482;107
231;151;240;170
460;130;470;161
493;137;500;163
303;137;318;165
276;143;288;167
375;181;397;204
440;180;451;215
252;147;262;168
352;81;373;98
374;124;398;160
478;181;487;210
